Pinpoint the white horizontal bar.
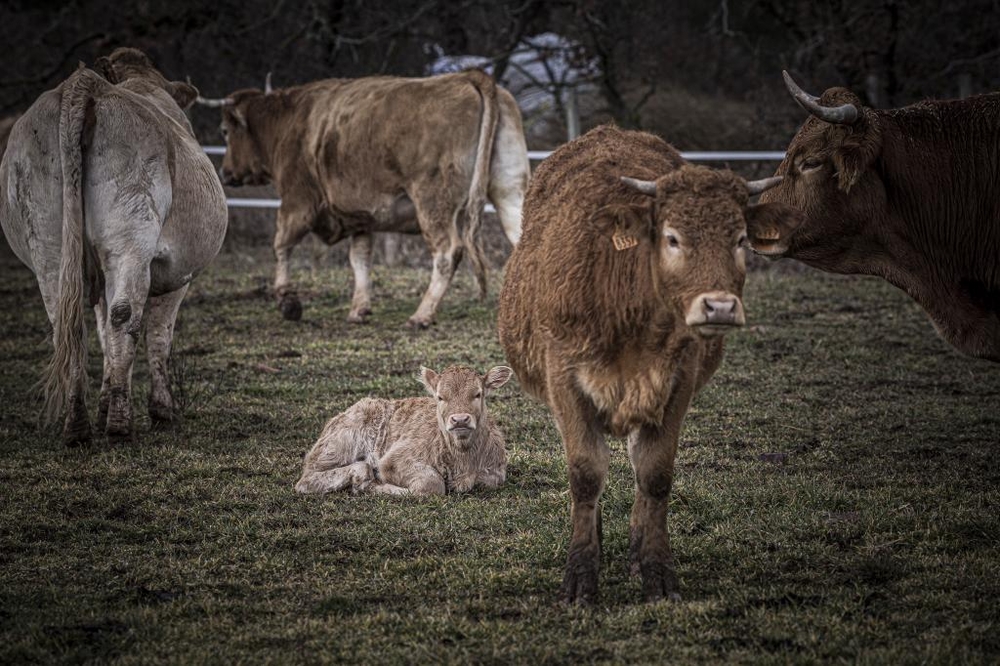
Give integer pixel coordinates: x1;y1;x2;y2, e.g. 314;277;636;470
211;147;786;208
225;197;498;212
207;146;785;162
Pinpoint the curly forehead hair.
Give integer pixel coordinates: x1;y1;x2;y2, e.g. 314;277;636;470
657;165;749;204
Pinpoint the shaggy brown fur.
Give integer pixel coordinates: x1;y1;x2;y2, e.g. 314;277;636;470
206;71;529;327
755;82;1000;361
498;124;792;603
296;365;511;496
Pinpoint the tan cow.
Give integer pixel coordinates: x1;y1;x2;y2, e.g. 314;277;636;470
197;71;530;327
296;365;511;496
498;125;790;603
0;48;227;444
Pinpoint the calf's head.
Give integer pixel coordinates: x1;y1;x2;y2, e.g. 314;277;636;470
419;365;512;445
621;166;790;336
752;71;885;271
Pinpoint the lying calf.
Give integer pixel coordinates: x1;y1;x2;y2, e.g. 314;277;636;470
295;365;512;496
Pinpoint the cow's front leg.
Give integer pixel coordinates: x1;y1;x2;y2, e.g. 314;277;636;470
145;285;188;424
273;208;312;321
550;380;608;605
347;233;374;323
627;423;682;602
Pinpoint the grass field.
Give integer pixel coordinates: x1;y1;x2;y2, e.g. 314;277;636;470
1;247;998;664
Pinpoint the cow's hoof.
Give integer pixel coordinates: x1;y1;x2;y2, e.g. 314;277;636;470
105;424;134;444
640;560;680;603
406;316;433;330
279;295;303;321
560;552;599;605
347;308;371;324
62;420;92;447
148;401;177;425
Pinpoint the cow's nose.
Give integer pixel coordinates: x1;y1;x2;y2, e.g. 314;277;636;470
703;297;739;323
685;291;746;331
449;414;472;428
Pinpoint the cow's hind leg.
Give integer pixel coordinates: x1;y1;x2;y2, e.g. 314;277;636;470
407;197;463;329
295;398;387;493
99;259;149;441
347;233;374;323
295;461;375;494
145;285;188;424
549;380;609;605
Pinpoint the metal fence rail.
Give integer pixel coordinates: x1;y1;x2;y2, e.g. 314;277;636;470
204;146;786;210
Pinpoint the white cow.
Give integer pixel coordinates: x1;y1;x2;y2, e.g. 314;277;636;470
0;48;227;444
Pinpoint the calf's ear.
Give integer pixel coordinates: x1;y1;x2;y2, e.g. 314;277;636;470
483;366;513;392
418;366;440;395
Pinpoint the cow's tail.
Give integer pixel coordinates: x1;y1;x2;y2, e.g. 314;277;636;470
464;71;499;300
40;65;94;425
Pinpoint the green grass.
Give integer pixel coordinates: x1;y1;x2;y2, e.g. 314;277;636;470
1;249;998;664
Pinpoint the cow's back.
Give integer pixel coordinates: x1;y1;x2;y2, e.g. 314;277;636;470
498;125;684;400
297;72;491;212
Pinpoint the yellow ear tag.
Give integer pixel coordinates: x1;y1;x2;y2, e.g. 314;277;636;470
612;226;639;251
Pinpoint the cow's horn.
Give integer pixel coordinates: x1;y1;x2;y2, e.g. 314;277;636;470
782;70;858;125
746;176;783;195
620;176;657;196
265;72;273;94
194;95;234;108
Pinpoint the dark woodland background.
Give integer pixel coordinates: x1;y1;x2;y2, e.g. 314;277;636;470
1;0;997;250
3;0;997;145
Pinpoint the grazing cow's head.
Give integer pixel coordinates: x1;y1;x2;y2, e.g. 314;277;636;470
751;71;885;271
194;83;274;187
620;166;793;337
419;365;512;445
95;47;200;110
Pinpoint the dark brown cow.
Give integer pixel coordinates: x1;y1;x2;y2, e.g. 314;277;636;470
198;71;529;327
498;125;788;603
751;71;1000;361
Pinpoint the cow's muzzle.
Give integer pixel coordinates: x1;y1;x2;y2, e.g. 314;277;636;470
447;413;476;439
686;291;746;336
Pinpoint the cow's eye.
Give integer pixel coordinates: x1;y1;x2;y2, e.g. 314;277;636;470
437;395;444;402
666;234;680;248
220;125;229;140
474;392;481;399
737;233;749;248
800;158;823;172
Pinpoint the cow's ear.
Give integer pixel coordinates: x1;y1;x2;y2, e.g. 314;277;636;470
744;201;804;251
226;107;248;129
831;118;882;193
483;366;512;393
418;366;439;395
595;202;651;251
167;81;199;110
94;56;120;84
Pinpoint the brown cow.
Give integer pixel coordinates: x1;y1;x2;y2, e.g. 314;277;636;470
197;71;529;327
751;71;1000;361
295;365;511;496
498;125;788;603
